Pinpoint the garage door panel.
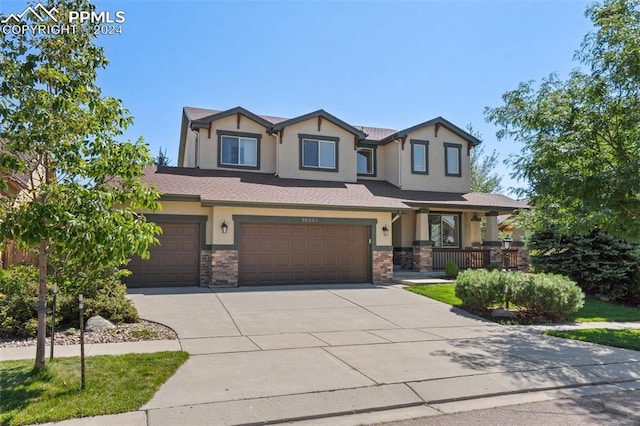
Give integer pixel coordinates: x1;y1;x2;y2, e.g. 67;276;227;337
239;223;370;286
126;222;200;288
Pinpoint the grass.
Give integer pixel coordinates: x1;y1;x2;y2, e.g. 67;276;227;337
545;329;640;351
566;298;640;322
0;351;188;426
406;283;640;323
406;284;462;306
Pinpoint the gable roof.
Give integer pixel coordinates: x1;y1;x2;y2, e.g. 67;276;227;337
188;106;274;130
270;109;368;139
182;106;474;144
378;116;481;146
143;166;527;213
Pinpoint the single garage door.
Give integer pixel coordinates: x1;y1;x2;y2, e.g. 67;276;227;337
125;222;200;287
239;223;370;286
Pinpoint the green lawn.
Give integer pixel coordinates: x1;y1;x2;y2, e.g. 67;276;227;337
567;298;640;322
406;283;640;323
0;351;188;426
545;328;640;351
406;284;462;306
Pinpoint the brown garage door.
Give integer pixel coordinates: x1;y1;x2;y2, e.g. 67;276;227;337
239;223;370;286
125;222;200;287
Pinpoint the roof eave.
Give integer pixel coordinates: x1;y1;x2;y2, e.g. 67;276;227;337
271;109;368;139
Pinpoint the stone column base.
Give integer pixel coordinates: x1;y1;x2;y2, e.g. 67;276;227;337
412;244;433;272
211;249;239;287
373;249;393;284
517;247;530;272
200;250;212;286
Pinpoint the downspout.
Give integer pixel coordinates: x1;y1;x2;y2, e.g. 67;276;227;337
274;131;280;176
194;130;200;168
395;139;402;188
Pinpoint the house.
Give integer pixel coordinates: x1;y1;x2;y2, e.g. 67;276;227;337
128;106;528;288
0;144;38;268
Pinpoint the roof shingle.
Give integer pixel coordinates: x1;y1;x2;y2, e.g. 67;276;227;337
143;166;527;212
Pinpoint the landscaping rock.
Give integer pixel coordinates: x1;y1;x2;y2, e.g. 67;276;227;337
85;315;116;332
491;307;519;319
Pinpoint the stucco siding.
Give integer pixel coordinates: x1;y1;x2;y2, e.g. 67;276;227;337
197;115;276;173
212;206;392;248
382;142;400;187
277;119;358;182
400;125;471;192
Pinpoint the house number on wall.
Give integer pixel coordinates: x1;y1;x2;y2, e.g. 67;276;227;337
301;217;319;223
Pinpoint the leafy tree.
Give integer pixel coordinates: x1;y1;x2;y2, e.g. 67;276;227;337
154;146;171;166
0;0;160;370
486;0;640;241
466;124;503;194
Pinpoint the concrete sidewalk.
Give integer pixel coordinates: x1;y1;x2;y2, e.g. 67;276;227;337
4;284;640;425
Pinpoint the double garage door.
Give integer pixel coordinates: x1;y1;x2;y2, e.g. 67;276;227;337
239;223;371;286
126;221;371;287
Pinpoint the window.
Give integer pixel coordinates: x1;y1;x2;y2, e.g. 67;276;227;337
217;130;261;169
357;147;375;175
299;135;339;171
429;214;460;247
444;143;462;177
411;140;429;174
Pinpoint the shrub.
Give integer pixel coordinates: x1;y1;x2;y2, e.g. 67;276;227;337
444;260;460;278
455;269;504;311
455;269;585;320
0;264;138;337
529;229;640;303
512;273;584;320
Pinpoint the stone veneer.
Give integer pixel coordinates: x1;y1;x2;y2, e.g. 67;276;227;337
412;245;433;272
488;247;502;266
373;249;393;284
200;250;212;286
517;247;530;272
211;249;238;287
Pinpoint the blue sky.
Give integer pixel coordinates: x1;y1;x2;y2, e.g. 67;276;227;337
2;0;593;194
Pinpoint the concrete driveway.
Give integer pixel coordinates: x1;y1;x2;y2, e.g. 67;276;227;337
128;284;640;425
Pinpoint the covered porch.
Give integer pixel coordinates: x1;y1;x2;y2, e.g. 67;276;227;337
392;205;528;272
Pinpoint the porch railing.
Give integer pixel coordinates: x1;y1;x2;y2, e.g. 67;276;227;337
502;249;519;270
432;248;490;270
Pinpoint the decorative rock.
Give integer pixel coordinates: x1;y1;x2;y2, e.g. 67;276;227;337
491;307;518;319
85;315;115;332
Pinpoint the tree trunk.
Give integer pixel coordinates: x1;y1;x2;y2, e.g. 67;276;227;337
35;238;47;370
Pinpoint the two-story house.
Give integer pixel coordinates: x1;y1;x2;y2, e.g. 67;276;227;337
128;106;528;288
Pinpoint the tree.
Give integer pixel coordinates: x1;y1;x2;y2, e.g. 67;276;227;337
466;124;503;194
154;147;171;166
486;0;640;241
0;0;160;370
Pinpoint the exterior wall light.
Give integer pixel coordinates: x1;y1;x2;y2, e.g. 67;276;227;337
382;225;389;236
221;221;229;234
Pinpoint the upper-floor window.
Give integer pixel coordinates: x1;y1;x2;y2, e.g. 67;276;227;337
444;143;462;177
217;130;261;169
299;134;339;172
411;140;429;174
357;146;375;175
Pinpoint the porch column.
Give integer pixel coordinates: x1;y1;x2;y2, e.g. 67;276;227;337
412;209;432;272
512;224;530;272
484;211;501;266
470;214;482;247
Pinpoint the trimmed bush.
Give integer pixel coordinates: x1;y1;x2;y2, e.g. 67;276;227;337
486;262;501;272
455;269;585;320
444;260;460;278
454;269;504;311
512;273;585;320
0;264;138;337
